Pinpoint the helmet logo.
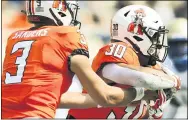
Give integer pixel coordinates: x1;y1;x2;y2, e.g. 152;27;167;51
52;1;61;8
52;0;66;11
127;8;146;35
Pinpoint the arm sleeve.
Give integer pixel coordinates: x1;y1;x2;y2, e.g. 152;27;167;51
68;49;89;72
101;63;175;90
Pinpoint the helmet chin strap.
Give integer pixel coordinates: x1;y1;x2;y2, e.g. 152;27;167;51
148;57;157;66
71;20;81;29
137;53;157;66
124;37;157;66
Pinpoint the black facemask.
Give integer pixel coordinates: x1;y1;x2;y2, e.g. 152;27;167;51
65;1;81;29
142;26;169;63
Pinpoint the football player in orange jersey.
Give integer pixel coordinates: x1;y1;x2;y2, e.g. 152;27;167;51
64;5;181;119
2;1;173;119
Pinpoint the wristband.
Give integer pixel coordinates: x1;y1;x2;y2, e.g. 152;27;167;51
132;87;145;102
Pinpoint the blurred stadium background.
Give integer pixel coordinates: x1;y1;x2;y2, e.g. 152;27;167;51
2;1;187;119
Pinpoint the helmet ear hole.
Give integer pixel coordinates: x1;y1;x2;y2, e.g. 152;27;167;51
133;36;143;41
124;11;130;17
58;12;66;17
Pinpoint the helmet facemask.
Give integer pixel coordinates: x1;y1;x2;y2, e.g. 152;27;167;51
143;26;169;63
65;1;81;29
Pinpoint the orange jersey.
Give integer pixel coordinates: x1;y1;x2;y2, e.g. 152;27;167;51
2;26;88;118
68;42;151;119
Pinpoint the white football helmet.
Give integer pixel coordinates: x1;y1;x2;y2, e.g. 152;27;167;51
111;5;169;65
24;0;81;28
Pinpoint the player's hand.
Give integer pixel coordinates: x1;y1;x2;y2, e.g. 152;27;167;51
172;75;181;91
161;65;181;90
160;66;181;104
142;90;158;103
151;90;167;110
150;78;180;110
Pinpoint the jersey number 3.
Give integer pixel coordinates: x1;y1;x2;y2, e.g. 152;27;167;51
105;43;126;58
5;41;34;84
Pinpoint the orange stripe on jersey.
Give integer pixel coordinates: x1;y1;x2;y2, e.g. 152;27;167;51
31;0;34;15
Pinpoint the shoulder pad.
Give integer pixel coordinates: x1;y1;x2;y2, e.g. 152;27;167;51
48;26;79;34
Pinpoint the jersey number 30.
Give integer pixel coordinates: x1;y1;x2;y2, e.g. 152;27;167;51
5;41;34;84
105;43;126;58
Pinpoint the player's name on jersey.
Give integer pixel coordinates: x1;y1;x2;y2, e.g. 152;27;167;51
12;28;49;39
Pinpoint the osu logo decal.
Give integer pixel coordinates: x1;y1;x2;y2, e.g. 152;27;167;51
127;8;146;35
52;0;66;11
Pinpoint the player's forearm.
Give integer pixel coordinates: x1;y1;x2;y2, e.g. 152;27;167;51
59;92;97;108
59;88;158;109
119;63;175;81
59;88;136;108
72;66;110;106
73;67;133;107
106;87;137;107
102;63;176;90
70;55;136;107
70;55;115;106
